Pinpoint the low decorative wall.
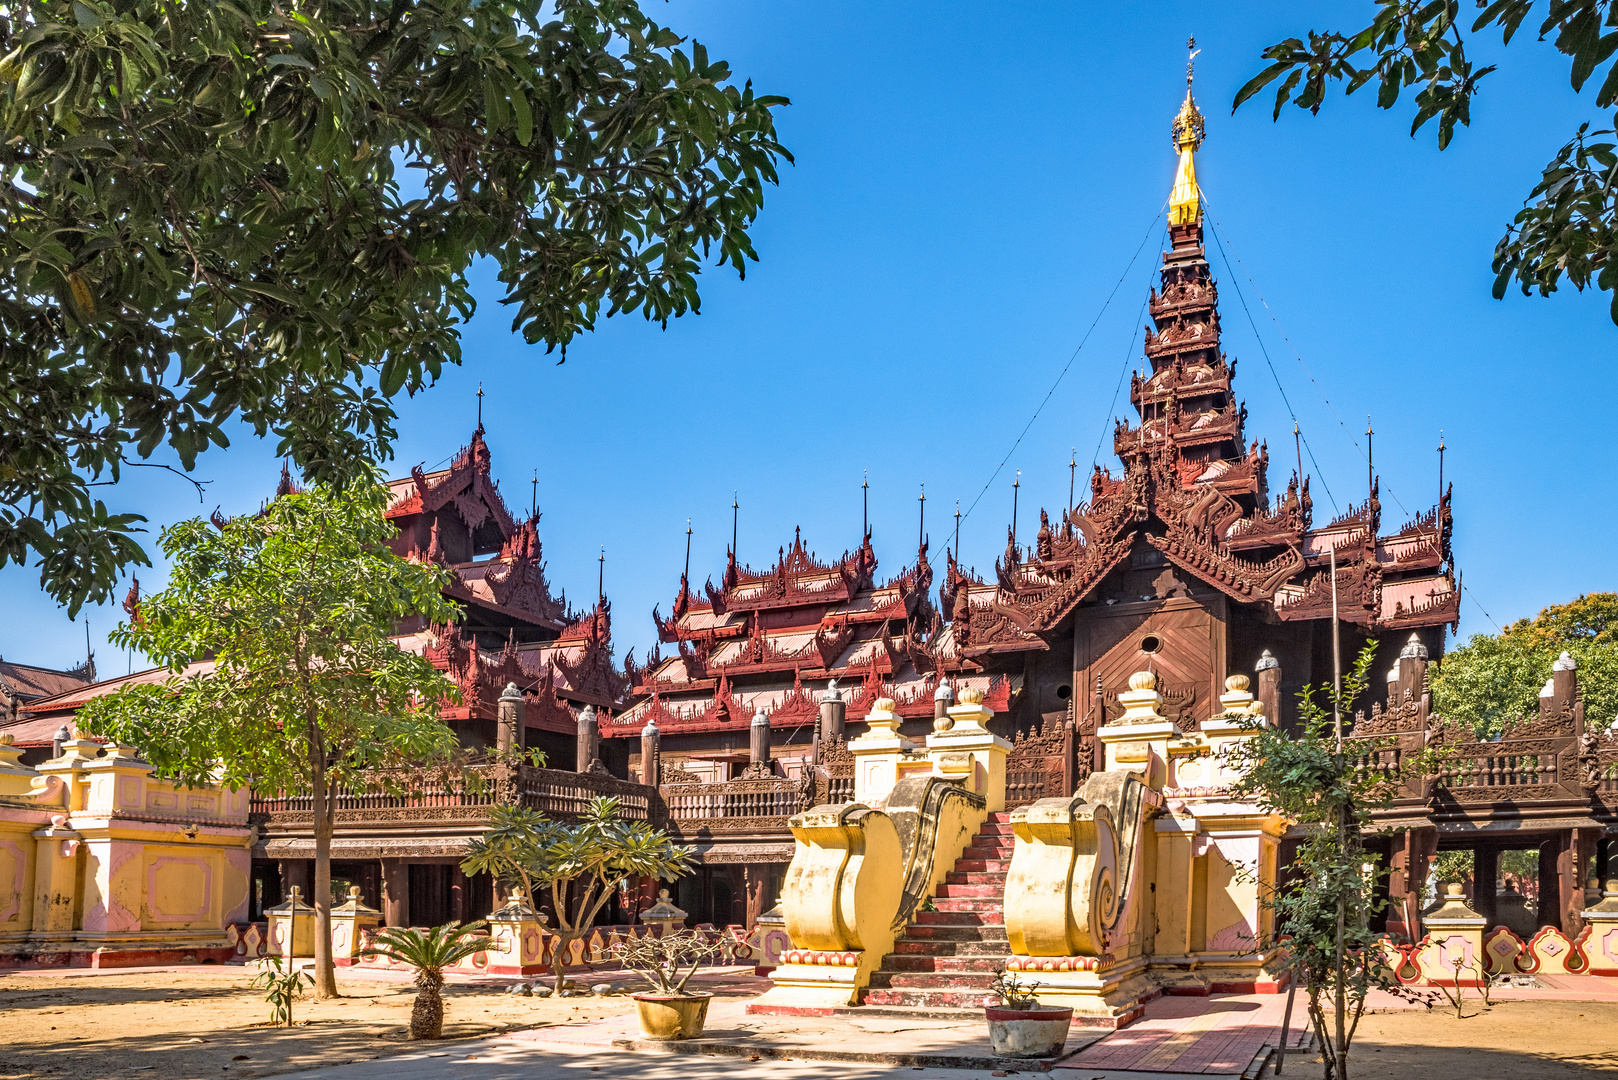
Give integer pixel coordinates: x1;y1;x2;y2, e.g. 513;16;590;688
0;736;251;968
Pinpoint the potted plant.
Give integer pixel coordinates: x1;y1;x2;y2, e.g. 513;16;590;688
608;928;725;1040
984;969;1074;1058
360;921;493;1039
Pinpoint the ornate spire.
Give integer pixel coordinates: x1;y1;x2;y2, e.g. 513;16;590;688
1168;37;1205;226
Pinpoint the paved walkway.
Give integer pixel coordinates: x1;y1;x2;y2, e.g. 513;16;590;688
1057;993;1307;1077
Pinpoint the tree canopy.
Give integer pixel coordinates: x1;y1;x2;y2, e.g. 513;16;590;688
1236;1;1618;324
76;479;463;995
0;0;791;616
1431;591;1618;737
460;798;691;991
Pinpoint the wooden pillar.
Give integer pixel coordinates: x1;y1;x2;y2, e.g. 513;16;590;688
819;684;847;741
742;865;770;930
451;867;467;923
278;859;313;904
1474;846;1499;929
1539;838;1564;930
381;858;409;928
727;865;748;927
1565;829;1596;934
1387;828;1436;941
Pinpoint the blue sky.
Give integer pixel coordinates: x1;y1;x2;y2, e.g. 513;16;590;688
6;2;1614;678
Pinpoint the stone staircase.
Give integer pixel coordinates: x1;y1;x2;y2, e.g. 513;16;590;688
863;811;1013;1008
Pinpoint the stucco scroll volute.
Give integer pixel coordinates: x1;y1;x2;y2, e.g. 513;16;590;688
1004;796;1119;957
782;803;902;954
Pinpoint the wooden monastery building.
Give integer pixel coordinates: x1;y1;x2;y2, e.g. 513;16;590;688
6;73;1616;956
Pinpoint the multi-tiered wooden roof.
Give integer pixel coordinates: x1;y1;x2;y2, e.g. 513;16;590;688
608;528;1011;742
944;85;1458;660
385;427;624;736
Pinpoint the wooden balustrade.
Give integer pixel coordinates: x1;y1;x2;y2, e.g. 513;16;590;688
250;763;663;825
659;776;809;829
1440;749;1554;790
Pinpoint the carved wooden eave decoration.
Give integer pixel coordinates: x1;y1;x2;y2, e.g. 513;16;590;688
390;428;518;538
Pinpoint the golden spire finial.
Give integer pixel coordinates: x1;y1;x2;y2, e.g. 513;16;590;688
1168;36;1205;226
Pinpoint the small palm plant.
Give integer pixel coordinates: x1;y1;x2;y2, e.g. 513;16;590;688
361;921;492;1039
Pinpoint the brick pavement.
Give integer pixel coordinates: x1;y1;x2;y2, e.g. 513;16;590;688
1057;993;1308;1075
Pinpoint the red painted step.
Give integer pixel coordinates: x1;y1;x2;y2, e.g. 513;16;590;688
865;814;1015;1009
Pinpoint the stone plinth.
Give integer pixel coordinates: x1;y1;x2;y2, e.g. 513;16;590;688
1583;880;1618;978
848;698;919;806
266;886;316;958
329;886;381;966
1097;671;1178;786
639;888;688;936
1415;884;1487;986
925;688;1010;813
484;890;547;976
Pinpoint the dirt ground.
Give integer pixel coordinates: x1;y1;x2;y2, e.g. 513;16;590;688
1306;998;1618;1078
0;965;644;1080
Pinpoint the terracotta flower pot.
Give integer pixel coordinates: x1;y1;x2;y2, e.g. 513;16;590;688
984;1004;1075;1058
632;991;713;1040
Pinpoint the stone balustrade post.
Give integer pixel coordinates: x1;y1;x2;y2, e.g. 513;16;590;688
1581;879;1618;977
497;682;523;756
640;720;661;787
749;707;773;773
576;704;600;773
818;681;846;742
485;889;547;976
1097;671;1178;786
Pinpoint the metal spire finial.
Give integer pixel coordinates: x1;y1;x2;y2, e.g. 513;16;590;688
1011;470;1021;550
683;519;693;583
598;546;605;602
530;469;538;519
1366;417;1375;499
953;500;961;561
731;492;739;558
862;470;869;538
1438;431;1446;505
918;483;926;551
476;382;484;431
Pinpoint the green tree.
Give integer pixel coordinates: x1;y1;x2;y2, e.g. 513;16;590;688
361;921;493;1039
76;480;462;999
1235;1;1618;323
1226;642;1440;1080
460;797;692;992
1432;592;1618;737
0;0;791;615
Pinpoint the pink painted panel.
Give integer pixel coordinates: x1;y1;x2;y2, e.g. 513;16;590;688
146;856;214;925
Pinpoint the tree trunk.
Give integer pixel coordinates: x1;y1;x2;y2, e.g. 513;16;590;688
411;983;444;1039
311;770;340;999
550;929;578;994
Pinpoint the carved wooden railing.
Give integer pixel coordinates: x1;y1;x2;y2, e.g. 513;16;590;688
1005;712;1076;810
659;776;810;835
250;764;662;827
